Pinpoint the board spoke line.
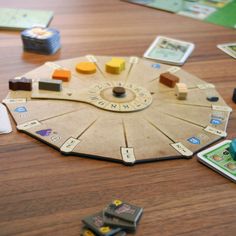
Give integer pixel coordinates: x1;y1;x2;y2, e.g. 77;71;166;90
163;102;211;108
145;118;175;143
159;111;205;128
122;119;129;148
76;118;98;139
39;109;81;122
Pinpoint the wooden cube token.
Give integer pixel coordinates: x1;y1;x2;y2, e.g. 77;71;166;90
106;58;125;74
38;79;62;91
9;77;32;91
76;62;96;74
175;83;188;100
52;69;71;82
229;139;236;161
159;72;180;88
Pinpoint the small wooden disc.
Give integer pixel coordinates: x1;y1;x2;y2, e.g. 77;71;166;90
112;86;126;97
76;62;96;74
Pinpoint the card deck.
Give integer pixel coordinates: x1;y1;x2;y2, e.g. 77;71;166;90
0;103;12;134
217;43;236;59
197;140;236;183
143;36;194;65
103;200;143;225
21;27;60;54
103;210;136;232
82;212;121;236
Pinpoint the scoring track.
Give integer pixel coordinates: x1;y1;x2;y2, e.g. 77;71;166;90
3;55;232;164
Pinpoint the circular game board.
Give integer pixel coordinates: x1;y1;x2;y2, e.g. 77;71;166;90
3;55;232;165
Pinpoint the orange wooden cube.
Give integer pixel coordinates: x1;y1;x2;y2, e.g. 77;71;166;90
52;69;71;82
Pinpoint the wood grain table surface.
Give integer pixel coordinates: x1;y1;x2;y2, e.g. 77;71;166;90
0;0;236;235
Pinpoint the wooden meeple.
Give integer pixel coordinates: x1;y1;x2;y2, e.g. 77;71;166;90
3;55;232;165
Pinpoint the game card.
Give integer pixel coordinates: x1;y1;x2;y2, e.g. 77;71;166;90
0;103;12;134
217;43;236;59
197;140;236;183
143;36;194;65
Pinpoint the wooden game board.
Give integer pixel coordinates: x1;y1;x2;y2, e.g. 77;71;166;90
3;55;232;165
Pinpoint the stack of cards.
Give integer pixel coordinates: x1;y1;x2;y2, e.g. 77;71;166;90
217;43;236;59
144;36;195;65
81;200;143;236
21;27;61;54
0;103;12;134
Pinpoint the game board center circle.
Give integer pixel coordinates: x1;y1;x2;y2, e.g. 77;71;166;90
100;87;135;103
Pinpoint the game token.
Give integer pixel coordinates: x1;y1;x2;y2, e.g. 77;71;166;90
9;77;32;91
52;69;71;82
81;227;97;236
21;27;60;54
175;83;188;100
207;96;219;102
103;211;136;232
159;72;179;88
82;212;121;236
229;139;236;160
104;200;143;224
76;62;97;74
232;88;236;103
106;58;125;74
39;79;62;91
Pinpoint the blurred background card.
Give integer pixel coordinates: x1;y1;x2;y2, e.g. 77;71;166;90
0;8;53;30
144;36;195;65
217;43;236;59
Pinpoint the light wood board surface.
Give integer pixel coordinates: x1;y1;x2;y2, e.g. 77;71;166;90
0;0;236;236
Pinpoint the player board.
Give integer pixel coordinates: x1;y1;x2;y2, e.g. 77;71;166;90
3;55;232;165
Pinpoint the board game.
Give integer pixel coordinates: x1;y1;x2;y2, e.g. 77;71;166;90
3;55;232;165
122;0;236;29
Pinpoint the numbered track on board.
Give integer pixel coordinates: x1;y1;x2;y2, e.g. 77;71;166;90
3;55;232;165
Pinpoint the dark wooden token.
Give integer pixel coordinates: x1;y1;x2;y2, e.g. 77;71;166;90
232;88;236;103
112;87;126;97
9;77;32;91
207;96;219;102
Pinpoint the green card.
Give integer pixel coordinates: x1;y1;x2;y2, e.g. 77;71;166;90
197;140;236;182
0;8;53;30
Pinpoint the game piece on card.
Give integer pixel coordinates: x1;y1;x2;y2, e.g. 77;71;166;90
0;104;12;134
159;72;179;88
21;27;60;54
103;211;136;232
232;88;236;103
38;79;62;91
229;139;236;161
143;36;194;65
197;140;236;183
106;58;125;74
104;200;143;224
217;43;236;59
76;62;97;74
9;77;32;91
52;69;71;82
175;83;188;100
207;96;219;102
82;212;121;236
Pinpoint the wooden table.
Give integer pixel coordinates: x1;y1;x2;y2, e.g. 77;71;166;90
0;0;236;235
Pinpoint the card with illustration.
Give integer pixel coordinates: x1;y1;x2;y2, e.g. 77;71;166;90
197;140;236;183
217;43;236;59
143;36;194;65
